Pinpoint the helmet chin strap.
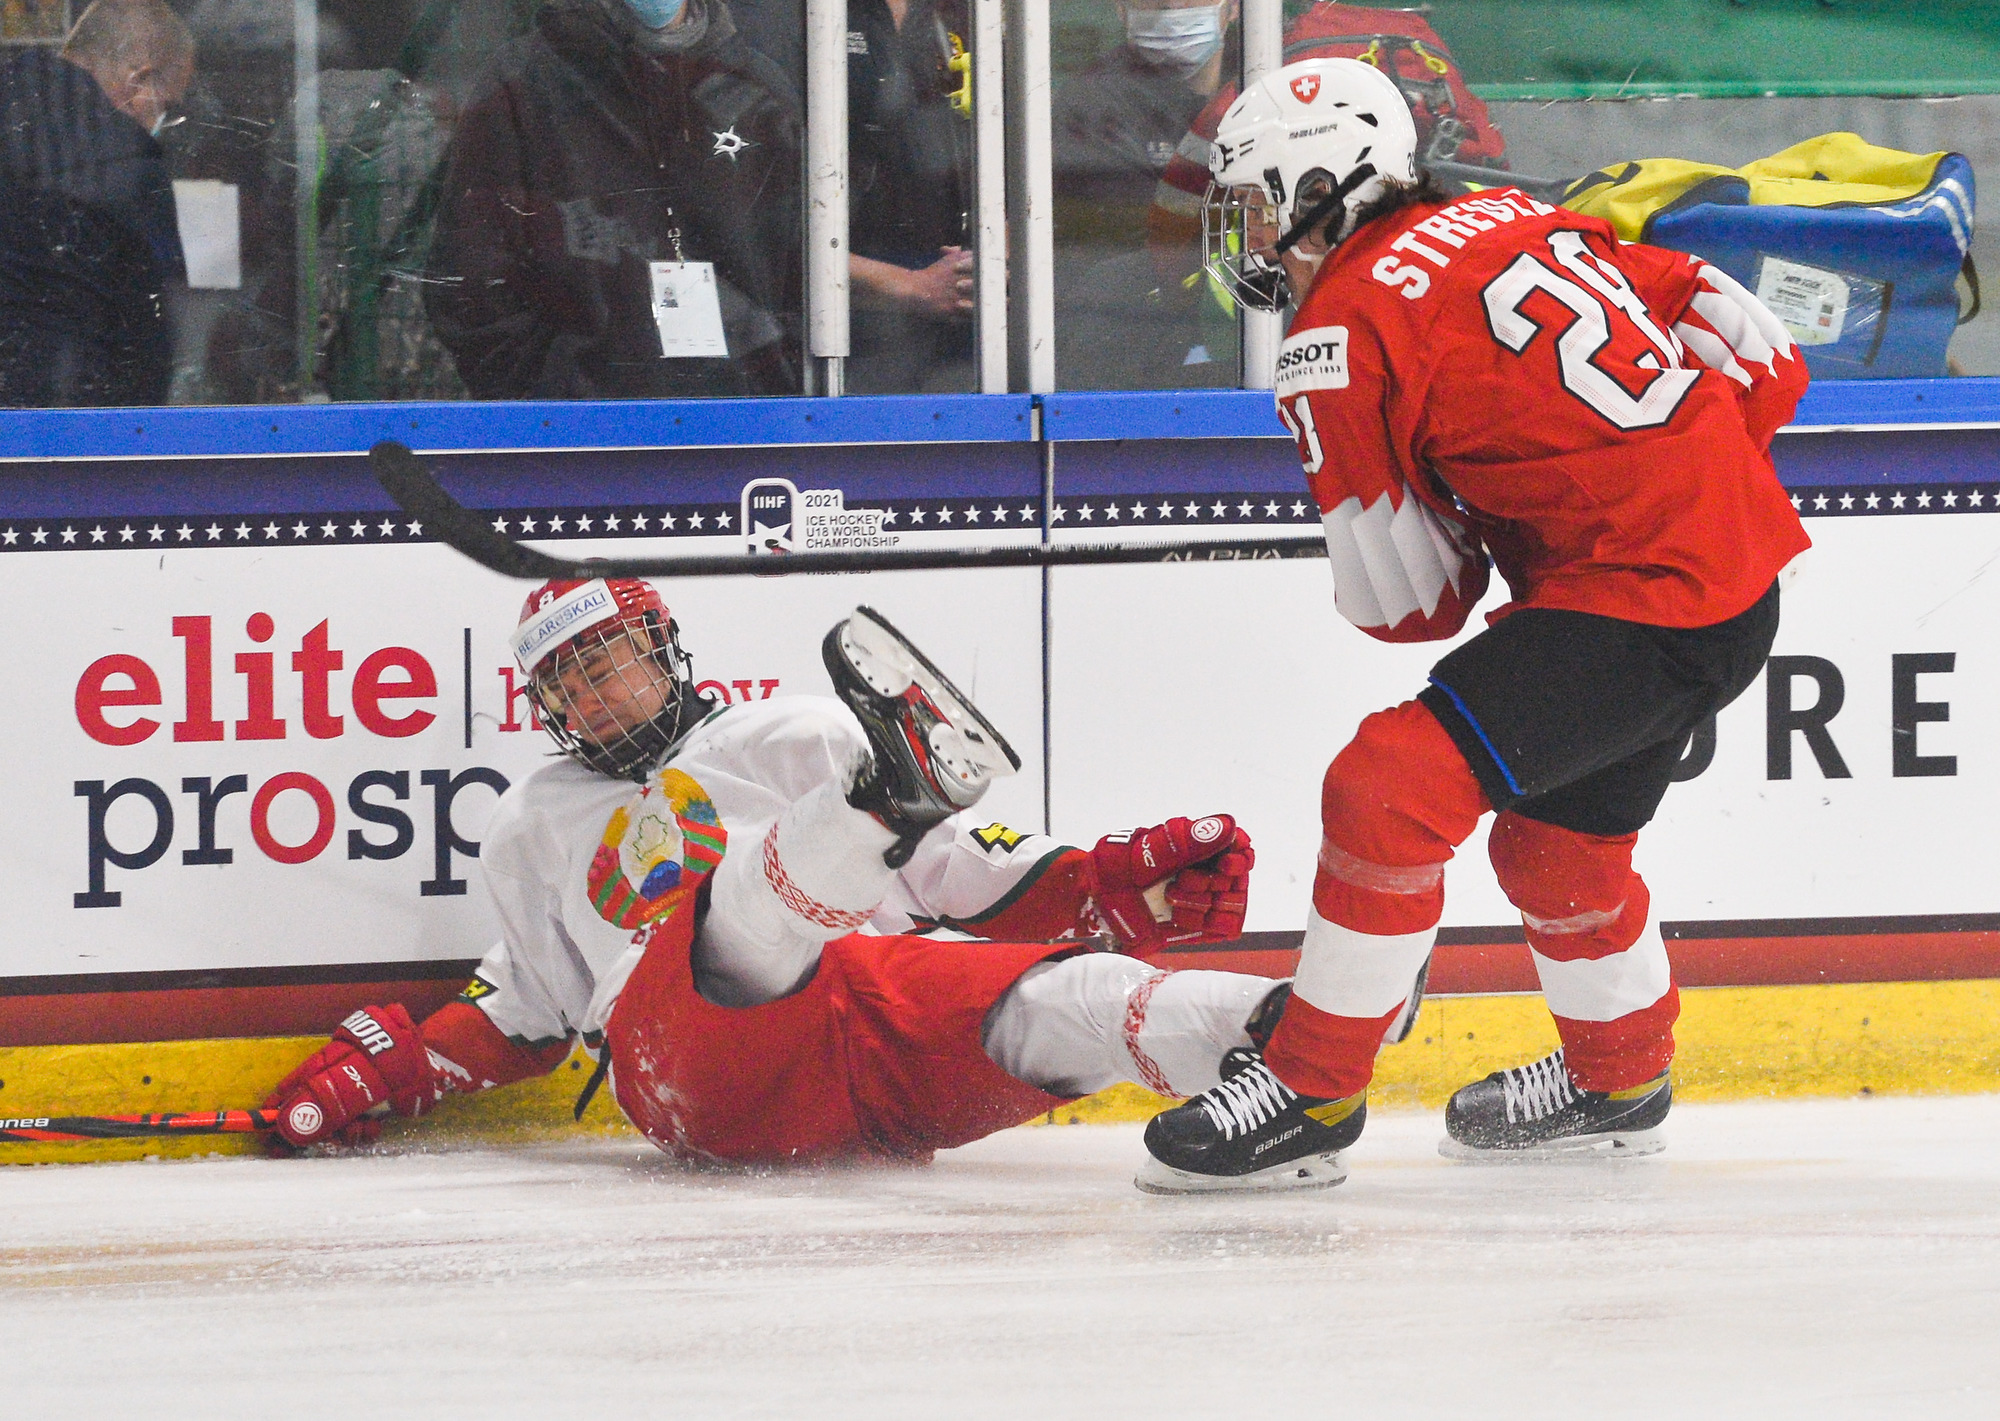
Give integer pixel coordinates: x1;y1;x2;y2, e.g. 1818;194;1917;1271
1272;163;1379;259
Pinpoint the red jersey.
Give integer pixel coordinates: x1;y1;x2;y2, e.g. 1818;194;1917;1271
1278;188;1810;641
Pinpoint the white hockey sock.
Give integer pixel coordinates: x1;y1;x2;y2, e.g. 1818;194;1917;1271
1291;909;1437;1019
982;954;1275;1097
696;781;899;1007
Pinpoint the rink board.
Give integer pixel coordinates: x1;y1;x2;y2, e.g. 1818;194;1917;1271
3;976;1995;1164
0;414;1996;1127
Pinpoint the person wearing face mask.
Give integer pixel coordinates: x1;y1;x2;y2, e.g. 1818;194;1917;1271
1051;0;1239;389
424;0;803;399
0;0;193;407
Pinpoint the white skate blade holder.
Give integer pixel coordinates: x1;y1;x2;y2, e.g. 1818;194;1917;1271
1437;1127;1666;1164
837;609;1020;802
1133;1150;1350;1196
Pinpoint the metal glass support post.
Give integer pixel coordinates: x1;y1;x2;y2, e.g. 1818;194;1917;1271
807;0;850;396
1004;0;1054;392
972;0;1007;394
1240;0;1281;391
293;0;322;397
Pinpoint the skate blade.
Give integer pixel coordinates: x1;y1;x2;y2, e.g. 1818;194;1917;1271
1133;1150;1349;1195
1437;1127;1665;1164
839;607;1020;777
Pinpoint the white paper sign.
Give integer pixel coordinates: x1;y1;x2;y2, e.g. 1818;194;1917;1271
650;261;729;358
1755;256;1849;346
171;179;242;290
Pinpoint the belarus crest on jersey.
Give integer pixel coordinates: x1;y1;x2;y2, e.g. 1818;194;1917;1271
587;767;727;929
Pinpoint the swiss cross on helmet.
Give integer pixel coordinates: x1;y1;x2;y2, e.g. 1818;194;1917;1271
511;576;711;780
1203;57;1419;312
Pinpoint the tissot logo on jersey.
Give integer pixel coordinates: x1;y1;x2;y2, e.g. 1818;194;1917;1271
1274;328;1350;399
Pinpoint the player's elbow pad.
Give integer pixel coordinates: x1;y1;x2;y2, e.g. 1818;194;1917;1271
1321;487;1488;641
1670;263;1808;447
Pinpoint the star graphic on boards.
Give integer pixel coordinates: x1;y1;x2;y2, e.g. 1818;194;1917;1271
712;127;752;161
1890;492;1905;508
1865;493;1880;509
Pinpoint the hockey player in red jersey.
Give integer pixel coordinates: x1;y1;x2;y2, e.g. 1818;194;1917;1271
1137;57;1810;1192
264;579;1278;1170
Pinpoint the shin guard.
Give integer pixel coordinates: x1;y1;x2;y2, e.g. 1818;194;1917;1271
1488;812;1678;1091
1269;701;1488;1099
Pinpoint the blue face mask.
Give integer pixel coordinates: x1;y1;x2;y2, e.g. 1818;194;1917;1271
624;0;688;30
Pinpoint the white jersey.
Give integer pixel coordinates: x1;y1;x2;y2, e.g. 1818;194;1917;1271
468;696;1072;1048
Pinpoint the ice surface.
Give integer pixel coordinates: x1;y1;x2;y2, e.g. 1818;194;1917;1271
4;1096;1998;1419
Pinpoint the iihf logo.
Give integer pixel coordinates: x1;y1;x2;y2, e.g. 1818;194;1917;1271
742;478;797;556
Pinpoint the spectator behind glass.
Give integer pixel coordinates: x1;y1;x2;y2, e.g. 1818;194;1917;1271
844;0;974;393
0;0;192;408
1052;0;1237;388
732;0;976;393
424;0;802;399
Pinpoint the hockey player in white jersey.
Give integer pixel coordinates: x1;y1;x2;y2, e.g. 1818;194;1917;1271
264;576;1298;1173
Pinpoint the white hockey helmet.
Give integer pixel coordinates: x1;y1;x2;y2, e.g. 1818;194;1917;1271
1203;57;1420;311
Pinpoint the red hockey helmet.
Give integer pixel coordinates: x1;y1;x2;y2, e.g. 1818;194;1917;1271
511;576;709;779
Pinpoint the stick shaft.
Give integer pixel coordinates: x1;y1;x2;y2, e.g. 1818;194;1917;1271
368;441;1326;580
0;1110;278;1143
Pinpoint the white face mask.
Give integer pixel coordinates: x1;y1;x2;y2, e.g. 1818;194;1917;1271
1124;3;1226;76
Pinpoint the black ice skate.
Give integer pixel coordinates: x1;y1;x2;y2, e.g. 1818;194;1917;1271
824;606;1021;867
1135;1048;1365;1195
1440;1048;1669;1161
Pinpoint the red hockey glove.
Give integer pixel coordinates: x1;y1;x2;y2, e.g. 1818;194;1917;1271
263;1004;443;1150
1087;814;1254;955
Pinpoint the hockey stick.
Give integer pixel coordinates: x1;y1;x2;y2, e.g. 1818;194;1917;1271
0;1109;278;1144
368;441;1327;581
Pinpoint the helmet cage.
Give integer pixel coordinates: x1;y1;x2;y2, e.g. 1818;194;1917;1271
526;610;706;780
1201;179;1292;313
